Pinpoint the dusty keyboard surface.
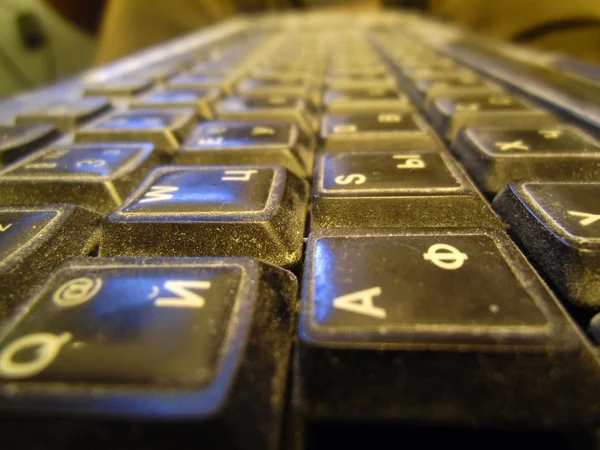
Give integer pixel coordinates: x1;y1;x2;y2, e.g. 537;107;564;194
1;11;600;450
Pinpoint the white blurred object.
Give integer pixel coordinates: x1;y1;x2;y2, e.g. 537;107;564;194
0;0;96;99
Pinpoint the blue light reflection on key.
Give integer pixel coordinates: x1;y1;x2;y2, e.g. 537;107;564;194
126;169;274;213
162;185;238;205
97;113;170;130
145;91;201;103
313;239;342;325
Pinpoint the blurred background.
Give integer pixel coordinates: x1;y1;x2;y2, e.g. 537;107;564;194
1;0;599;99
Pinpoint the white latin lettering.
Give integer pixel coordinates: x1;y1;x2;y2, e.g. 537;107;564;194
333;287;387;319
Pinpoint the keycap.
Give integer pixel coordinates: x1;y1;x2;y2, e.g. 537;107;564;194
0;124;58;166
412;76;499;102
326;65;388;77
321;111;438;151
494;182;600;309
140;63;180;83
0;257;297;450
168;72;234;94
0;143;158;213
311;151;501;229
15;98;111;132
252;68;315;81
176;121;312;177
323;88;412;112
216;95;315;134
84;76;153;97
296;228;600;426
0;205;100;323
101;166;309;267
75;109;196;153
325;73;396;90
236;77;314;97
428;93;556;138
396;57;457;71
452;126;600;195
130;88;220;118
403;68;478;82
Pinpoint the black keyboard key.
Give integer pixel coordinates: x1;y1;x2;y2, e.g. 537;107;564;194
236;77;314;97
0;205;100;322
413;76;498;102
452;126;600;195
216;95;315;134
15;98;110;132
252;69;316;82
403;67;478;81
322;111;422;136
76;109;196;153
0;124;58;166
324;88;412;112
311;151;501;229
0;257;297;450
321;111;438;151
141;63;180;83
177;121;312;177
326;65;389;77
0;143;158;213
168;72;234;94
494;182;600;309
130;88;220;119
101;166;309;266
428;93;556;138
325;73;396;90
84;76;152;97
297;228;600;426
396;57;457;71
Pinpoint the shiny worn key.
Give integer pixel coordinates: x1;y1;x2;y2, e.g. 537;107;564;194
176;121;312;177
452;126;600;195
0;143;159;213
0;205;100;322
494;182;600;309
297;228;600;427
0;257;297;450
428;92;556;138
311;151;500;229
75;109;196;153
101;165;309;267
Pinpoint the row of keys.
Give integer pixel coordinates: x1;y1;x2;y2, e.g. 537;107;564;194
0;120;313;211
0;165;308;267
0;34;272;170
0;229;599;430
0;144;504;232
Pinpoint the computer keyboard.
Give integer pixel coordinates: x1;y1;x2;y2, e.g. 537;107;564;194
0;10;600;450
